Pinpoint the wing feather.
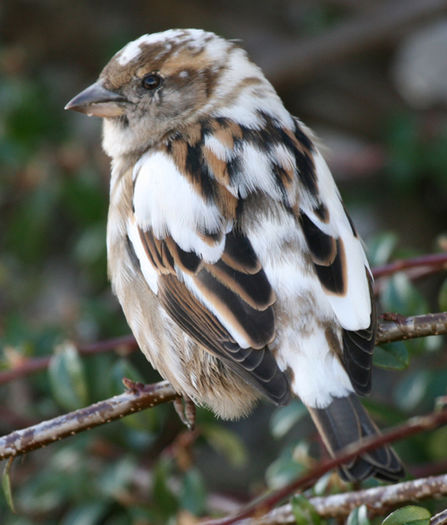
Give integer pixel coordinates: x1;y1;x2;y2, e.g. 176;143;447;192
129;149;289;404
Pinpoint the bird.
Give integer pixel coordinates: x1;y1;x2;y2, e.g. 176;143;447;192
65;28;404;481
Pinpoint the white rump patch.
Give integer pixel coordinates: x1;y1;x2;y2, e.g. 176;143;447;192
278;328;353;408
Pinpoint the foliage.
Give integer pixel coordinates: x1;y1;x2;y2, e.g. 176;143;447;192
1;2;447;524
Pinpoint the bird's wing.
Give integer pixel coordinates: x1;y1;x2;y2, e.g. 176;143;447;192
198;114;376;395
289;119;376;394
127;142;290;405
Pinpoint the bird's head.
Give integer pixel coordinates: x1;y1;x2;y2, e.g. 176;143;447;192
65;29;264;158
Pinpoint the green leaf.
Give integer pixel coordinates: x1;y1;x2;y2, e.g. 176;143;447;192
2;459;15;513
266;444;307;489
153;459;178;518
201;424;247;467
382;505;430;525
347;505;370;525
394;370;430;411
368;232;398;266
270;400;307;439
439;278;447;311
381;273;427;317
98;457;136;498
428;426;447;461
61;502;107;525
49;341;88;411
180;468;206;516
374;342;409;370
291;495;320;525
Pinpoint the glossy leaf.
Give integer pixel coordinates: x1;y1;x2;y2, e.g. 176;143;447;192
201;424;247;468
394;370;429;411
2;459;15;513
153;459;178;518
49;341;88;411
61;502;107;525
347;505;370;525
180;468;206;516
382;505;430;525
381;273;427;317
266;444;307;489
368;232;398;266
270;400;307;439
291;495;320;525
374;342;409;370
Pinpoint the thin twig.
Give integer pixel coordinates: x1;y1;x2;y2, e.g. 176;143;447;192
373;253;447;279
431;508;447;525
0;334;137;385
237;475;447;524
377;312;447;344
200;408;447;525
0;311;445;386
0;381;178;460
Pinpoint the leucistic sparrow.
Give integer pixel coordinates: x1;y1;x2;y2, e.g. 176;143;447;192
66;29;403;481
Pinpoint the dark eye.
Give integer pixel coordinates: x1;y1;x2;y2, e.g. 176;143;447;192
141;73;162;90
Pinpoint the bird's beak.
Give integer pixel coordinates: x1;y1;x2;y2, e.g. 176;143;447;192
65;81;127;118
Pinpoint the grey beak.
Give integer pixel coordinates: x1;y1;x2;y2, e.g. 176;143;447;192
65;81;127;118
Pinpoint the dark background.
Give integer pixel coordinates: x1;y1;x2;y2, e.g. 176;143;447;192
1;1;447;523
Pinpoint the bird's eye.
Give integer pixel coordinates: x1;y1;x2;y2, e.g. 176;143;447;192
141;73;162;90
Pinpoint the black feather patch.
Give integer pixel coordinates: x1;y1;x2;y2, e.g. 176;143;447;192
314;238;347;295
341;272;377;395
185;143;218;203
207;259;275;310
195;267;275;349
299;212;336;265
158;274;290;405
222;231;261;273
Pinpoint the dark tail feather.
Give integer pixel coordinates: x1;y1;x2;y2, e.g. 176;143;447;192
308;394;404;482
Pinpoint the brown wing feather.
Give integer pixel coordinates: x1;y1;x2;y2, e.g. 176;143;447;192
138;226;290;405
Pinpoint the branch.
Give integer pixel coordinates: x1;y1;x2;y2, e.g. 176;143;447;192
237;475;447;524
431;508;447;525
0;381;178;460
377;312;447;344
200;407;447;525
1;311;445;387
372;253;447;279
0;334;137;385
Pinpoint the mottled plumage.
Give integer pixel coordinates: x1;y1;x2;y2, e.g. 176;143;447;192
66;29;403;481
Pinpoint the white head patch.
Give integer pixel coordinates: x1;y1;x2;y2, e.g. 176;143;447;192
116;29;223;66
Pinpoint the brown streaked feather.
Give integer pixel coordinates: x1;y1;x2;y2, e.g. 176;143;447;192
158;273;290;405
221;231;261;274
193;267;275;349
135;223;287;401
204;259;275;310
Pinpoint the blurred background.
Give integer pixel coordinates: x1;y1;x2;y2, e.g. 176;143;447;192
1;1;447;524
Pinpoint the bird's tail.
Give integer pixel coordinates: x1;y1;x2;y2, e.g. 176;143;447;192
308;394;404;482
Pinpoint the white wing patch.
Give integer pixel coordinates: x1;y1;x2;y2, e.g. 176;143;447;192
133;151;228;263
126;217;159;294
307;151;372;331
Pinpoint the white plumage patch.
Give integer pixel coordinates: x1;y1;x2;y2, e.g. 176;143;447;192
126;217;159;295
132;151;228;262
280;328;353;408
308;151;372;331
